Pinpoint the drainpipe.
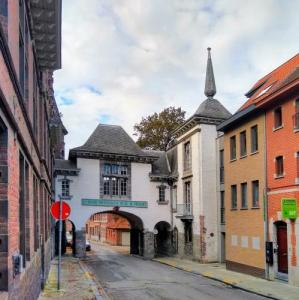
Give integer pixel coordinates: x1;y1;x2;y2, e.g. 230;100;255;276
264;112;270;280
169;181;174;229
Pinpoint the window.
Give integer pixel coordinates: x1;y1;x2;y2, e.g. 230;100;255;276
184;181;192;214
61;179;70;197
252;180;259;207
231;185;237;209
120;165;128;175
219;150;224;184
251;125;258;153
103;177;110;195
241;182;247;209
112;177;118;195
293;100;299;129
172;186;177;211
111;164;119;175
240;131;247;157
104;164;111;174
275;156;284;177
184;141;191;171
230;136;236;160
274;107;282;129
120;178;127;196
220;191;225;224
158;185;166;202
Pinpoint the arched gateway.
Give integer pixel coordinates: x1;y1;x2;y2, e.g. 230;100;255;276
54;124;177;259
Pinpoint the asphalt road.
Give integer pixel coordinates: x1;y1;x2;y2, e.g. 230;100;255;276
84;243;268;300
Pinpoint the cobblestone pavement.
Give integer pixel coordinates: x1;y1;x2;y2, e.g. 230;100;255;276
39;254;102;300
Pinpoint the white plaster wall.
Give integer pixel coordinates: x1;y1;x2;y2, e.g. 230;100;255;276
55;159;171;232
200;124;218;261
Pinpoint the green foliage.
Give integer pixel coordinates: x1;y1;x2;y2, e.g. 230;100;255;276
134;106;186;151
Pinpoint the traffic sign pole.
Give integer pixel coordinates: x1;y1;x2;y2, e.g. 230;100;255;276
58;196;63;290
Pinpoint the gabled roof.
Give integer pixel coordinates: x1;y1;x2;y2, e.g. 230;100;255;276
69;124;158;162
239;53;299;111
218;53;299;132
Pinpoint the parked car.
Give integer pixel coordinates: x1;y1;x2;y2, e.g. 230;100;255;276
86;240;91;251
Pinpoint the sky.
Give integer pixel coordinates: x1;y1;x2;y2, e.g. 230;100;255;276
54;0;299;155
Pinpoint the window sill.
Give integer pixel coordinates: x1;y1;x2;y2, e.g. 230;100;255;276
274;174;284;179
240;155;247;159
296;178;299;185
230;158;237;163
157;200;169;205
251;206;260;209
273;125;284;132
240;207;248;210
294;128;299;133
250;151;259;156
231;208;238;211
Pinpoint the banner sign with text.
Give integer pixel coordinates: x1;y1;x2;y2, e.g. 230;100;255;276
81;198;148;208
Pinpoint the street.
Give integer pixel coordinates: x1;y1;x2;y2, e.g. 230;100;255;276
83;243;268;300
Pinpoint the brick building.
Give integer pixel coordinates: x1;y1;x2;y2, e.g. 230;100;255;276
86;213;130;246
0;1;62;299
218;109;266;277
247;54;299;285
218;53;299;285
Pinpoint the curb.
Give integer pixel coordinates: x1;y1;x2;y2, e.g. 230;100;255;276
153;259;281;300
78;259;107;300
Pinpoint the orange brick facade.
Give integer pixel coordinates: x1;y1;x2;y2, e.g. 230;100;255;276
224;114;265;277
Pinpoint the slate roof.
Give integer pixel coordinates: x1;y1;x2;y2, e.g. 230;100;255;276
166;146;178;177
69;124;157;160
194;98;232;120
54;159;78;170
143;150;170;176
239;53;299;111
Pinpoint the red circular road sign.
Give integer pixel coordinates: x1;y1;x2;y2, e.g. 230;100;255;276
50;201;71;220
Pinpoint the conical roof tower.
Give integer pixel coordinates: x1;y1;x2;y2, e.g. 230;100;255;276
174;48;231;137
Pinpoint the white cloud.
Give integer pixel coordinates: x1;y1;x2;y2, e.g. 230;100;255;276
54;0;299;155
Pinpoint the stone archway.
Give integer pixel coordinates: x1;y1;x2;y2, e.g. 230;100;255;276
154;221;172;257
55;219;76;256
82;210;145;257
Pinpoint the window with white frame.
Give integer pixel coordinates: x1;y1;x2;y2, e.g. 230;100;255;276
158;185;166;202
61;179;70;197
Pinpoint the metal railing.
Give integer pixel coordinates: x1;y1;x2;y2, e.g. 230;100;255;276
293;113;299;129
176;203;192;216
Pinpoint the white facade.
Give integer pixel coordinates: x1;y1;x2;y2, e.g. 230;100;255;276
55;158;171;232
173;123;219;262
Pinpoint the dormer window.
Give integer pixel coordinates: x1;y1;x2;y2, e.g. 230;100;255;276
257;84;272;97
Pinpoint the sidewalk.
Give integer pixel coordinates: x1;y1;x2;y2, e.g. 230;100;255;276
154;256;299;300
39;255;103;300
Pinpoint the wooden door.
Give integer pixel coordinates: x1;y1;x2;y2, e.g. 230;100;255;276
277;223;288;274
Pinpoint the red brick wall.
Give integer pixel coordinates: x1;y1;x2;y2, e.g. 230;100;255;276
266;93;299;268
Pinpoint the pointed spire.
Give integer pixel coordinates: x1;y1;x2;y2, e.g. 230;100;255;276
204;47;216;99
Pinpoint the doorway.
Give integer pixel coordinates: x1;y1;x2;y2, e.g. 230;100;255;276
276;221;288;274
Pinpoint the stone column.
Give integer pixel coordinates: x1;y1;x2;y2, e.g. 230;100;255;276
75;230;86;258
143;231;155;259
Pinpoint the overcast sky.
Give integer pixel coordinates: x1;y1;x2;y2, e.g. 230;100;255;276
54;0;299;155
